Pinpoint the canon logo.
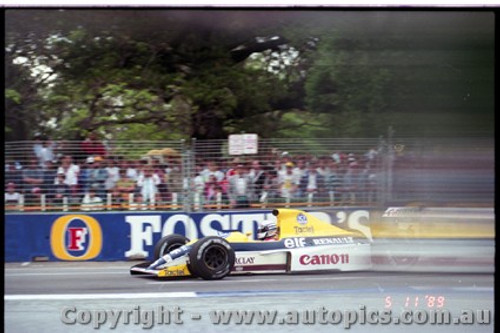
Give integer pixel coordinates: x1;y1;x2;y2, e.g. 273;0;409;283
299;253;349;265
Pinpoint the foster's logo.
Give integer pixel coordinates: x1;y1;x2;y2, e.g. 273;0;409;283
50;215;103;260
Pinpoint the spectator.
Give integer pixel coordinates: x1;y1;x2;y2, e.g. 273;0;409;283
213;184;228;206
279;151;294;173
365;147;379;162
278;162;299;199
42;160;59;197
204;175;221;205
273;158;282;174
57;155;80;203
316;157;328;177
111;168;136;208
292;159;307;181
299;161;326;200
248;160;266;201
325;159;341;203
49;171;70;207
202;160;225;183
225;157;242;179
81;184;104;211
125;160;139;181
166;159;183;200
261;169;279;202
5;182;21;206
5;159;23;186
22;158;44;205
85;156;107;198
151;160;168;203
32;134;44;162
341;161;363;204
80;131;107;159
228;164;252;208
137;167;161;207
104;158;120;195
38;140;56;168
192;165;206;199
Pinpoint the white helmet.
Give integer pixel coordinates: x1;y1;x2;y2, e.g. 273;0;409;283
257;219;278;240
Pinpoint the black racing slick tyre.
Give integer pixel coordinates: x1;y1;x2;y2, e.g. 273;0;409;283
153;234;189;260
187;236;235;280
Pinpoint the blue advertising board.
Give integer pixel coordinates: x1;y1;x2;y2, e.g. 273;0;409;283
4;209;371;262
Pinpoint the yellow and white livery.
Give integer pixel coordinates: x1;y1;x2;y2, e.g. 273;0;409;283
130;209;372;280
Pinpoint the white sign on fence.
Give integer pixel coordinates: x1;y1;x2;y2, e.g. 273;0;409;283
228;134;258;155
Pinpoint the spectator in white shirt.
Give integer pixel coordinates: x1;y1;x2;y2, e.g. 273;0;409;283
202;160;225;183
228;164;252;208
38;140;56;168
57;155;80;202
5;182;21;205
104;158;120;193
137;167;161;207
81;185;104;211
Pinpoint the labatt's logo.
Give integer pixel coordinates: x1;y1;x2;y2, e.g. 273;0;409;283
50;215;103;260
299;253;349;265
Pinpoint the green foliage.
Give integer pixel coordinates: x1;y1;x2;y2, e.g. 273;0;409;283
5;89;21;104
4;10;494;141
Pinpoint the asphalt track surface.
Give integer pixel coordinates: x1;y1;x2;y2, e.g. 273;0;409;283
5;261;494;333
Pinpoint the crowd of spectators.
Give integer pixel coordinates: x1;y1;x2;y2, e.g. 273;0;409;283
191;148;381;209
5;135;382;210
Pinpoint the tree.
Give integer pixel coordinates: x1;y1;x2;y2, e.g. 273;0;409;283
5;10;317;141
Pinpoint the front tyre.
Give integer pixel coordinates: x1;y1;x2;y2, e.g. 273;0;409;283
153;234;189;260
188;236;235;280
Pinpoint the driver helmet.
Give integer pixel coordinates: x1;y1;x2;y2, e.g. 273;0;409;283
257;219;278;241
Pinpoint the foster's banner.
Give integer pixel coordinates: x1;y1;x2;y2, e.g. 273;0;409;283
5;209;370;262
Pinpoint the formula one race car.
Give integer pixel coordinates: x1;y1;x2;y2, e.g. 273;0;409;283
130;209;371;280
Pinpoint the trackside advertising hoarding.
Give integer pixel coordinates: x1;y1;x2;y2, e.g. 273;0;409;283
4;209;370;262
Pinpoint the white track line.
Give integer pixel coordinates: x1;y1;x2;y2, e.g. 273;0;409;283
145;275;370;285
5;271;125;277
5;292;197;301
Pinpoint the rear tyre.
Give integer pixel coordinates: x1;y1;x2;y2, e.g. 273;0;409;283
187;236;235;280
153;234;189;260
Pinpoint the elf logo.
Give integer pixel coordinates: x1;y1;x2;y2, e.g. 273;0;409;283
50;215;103;260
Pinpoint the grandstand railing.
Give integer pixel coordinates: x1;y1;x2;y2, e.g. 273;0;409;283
4;137;494;212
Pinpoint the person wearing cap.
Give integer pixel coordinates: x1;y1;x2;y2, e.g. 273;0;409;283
279;152;293;173
277;161;299;199
85;156;107;198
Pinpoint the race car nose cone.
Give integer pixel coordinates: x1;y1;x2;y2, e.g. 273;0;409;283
147;257;167;270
